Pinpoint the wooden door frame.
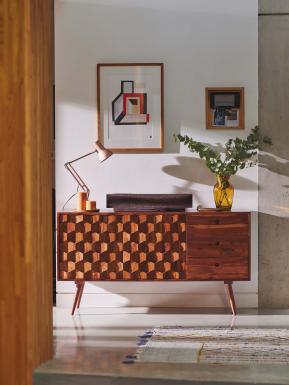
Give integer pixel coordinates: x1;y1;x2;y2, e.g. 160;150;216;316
0;1;54;385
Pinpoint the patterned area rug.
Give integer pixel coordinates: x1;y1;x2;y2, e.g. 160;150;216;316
125;327;289;364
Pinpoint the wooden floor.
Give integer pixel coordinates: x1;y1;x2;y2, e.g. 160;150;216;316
35;307;289;385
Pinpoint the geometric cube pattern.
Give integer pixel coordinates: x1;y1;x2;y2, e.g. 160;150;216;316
58;212;186;281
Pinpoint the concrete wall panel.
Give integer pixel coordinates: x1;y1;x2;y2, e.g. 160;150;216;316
259;0;289;14
259;1;289;307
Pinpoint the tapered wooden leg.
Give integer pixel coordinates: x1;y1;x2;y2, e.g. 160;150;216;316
224;281;237;316
230;315;236;330
72;281;83;315
77;282;85;309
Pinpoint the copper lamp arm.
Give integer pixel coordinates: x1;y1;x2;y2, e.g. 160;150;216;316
64;150;96;198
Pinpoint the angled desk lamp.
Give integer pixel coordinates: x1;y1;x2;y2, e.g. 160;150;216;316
64;140;113;211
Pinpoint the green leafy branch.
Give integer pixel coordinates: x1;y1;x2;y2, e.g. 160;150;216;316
174;126;272;177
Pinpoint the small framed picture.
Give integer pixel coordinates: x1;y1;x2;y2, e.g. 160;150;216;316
97;63;164;153
205;87;244;130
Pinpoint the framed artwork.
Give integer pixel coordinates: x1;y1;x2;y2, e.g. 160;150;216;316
97;63;164;153
205;87;244;130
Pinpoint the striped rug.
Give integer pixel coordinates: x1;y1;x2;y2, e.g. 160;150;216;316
125;327;289;364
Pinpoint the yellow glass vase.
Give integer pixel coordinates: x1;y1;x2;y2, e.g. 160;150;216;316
213;175;234;210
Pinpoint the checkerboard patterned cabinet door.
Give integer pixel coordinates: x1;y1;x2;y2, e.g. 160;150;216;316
58;212;186;281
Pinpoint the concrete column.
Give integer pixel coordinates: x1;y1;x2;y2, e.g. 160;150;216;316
259;0;289;307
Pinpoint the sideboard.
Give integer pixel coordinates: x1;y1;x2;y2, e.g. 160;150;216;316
57;211;251;315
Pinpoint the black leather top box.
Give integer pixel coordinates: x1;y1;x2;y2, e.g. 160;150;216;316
106;194;192;211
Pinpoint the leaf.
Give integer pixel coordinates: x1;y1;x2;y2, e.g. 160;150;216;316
174;127;272;176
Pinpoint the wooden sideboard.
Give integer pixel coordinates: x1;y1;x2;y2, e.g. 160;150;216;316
57;211;250;315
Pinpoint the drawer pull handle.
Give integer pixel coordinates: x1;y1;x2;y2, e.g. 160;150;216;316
215;242;220;246
214;219;220;224
215;263;220;267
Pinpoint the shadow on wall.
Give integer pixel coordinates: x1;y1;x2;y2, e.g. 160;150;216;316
162;155;258;191
259;143;289;216
260;152;289;184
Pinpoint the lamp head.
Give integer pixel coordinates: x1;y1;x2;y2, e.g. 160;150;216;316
95;140;113;162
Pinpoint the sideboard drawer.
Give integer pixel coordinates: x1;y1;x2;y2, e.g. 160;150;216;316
186;256;249;280
187;223;249;242
187;241;249;259
185;213;250;280
187;213;249;226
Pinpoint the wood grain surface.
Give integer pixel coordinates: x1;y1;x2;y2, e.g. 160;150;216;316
186;213;250;280
57;211;250;282
186;256;249;280
106;193;192;210
58;213;186;280
186;224;249;242
187;212;249;225
0;1;53;385
187;241;249;259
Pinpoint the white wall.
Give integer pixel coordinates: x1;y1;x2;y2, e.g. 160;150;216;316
55;0;258;308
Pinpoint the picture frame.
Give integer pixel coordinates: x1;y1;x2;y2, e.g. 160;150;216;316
205;87;244;130
97;63;164;153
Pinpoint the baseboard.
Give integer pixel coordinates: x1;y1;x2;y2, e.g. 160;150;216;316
56;292;258;308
